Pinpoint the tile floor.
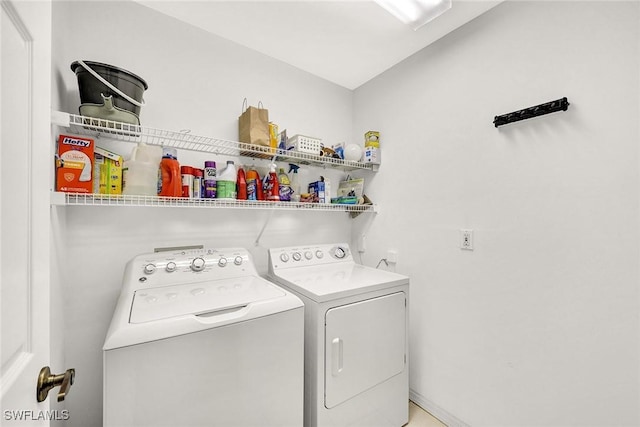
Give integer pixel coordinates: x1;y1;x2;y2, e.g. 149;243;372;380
407;401;447;427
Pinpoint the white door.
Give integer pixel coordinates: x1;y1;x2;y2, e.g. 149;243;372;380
0;0;54;425
324;292;406;409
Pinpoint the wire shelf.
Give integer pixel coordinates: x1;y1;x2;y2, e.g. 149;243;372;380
51;192;377;214
52;111;378;172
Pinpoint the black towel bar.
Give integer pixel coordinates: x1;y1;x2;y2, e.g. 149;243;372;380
493;97;569;127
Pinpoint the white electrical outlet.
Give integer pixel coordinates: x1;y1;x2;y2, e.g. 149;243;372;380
460;229;473;250
387;250;398;264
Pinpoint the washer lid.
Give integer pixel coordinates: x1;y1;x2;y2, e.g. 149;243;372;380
130;276;285;323
270;264;408;302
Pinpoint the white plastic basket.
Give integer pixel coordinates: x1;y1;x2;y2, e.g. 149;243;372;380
286;134;323;154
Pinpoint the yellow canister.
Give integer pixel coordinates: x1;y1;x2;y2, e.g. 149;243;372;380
364;131;380;164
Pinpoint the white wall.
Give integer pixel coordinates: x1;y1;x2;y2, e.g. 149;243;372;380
353;1;639;426
51;2;358;426
51;1;640;426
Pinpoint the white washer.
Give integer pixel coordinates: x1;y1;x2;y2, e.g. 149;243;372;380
103;246;304;427
268;243;410;427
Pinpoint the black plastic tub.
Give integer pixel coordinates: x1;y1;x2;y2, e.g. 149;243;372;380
71;60;148;117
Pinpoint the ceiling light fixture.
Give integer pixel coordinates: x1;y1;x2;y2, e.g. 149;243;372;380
373;0;452;31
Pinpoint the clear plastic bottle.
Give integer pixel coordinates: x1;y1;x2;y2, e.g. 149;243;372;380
288;164;300;202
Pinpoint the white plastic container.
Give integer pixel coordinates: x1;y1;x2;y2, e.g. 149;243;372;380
286;134;322;154
123;142;162;196
216;160;237;200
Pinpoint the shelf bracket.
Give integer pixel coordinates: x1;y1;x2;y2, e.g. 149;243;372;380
51;110;71;128
254;209;275;246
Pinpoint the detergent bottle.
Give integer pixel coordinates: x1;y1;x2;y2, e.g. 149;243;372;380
158;147;181;197
278;167;292;201
255;170;264;200
216;160;237;200
288;164;300;202
236;167;247;200
264;163;280;201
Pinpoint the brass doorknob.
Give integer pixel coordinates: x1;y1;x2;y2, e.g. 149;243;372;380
36;366;75;402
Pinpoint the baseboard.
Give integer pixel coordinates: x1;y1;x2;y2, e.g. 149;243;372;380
409;389;470;427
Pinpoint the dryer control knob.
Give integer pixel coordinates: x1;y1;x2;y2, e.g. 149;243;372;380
165;262;177;272
304;251;313;260
315;250;324;259
280;253;290;262
191;257;206;271
334;247;346;259
234;256;243;266
292;252;302;261
143;263;156;275
218;257;228;267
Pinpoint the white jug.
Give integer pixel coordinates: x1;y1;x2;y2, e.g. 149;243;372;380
123;142;162;196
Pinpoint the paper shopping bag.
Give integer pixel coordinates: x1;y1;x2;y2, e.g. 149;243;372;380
238;99;272;158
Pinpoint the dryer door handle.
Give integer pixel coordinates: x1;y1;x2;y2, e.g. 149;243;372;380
331;338;343;376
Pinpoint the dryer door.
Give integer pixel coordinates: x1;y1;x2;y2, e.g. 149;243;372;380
324;291;406;409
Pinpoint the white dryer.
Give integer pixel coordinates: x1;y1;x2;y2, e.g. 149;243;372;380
268;243;410;427
103;246;304;427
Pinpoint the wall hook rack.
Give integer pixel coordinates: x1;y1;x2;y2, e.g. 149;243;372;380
493;97;569;127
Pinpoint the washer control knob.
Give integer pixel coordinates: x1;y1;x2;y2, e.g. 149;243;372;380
218;257;228;267
165;262;177;272
292;252;302;261
234;256;243;266
334;247;346;259
315;250;324;259
191;257;206;271
280;253;290;262
143;263;156;275
304;251;313;260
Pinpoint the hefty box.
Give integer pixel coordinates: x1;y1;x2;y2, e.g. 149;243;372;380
56;134;94;193
93;147;123;195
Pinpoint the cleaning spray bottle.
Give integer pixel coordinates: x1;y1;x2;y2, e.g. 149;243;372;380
278;167;292;201
264;163;280;201
288;164;300;202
